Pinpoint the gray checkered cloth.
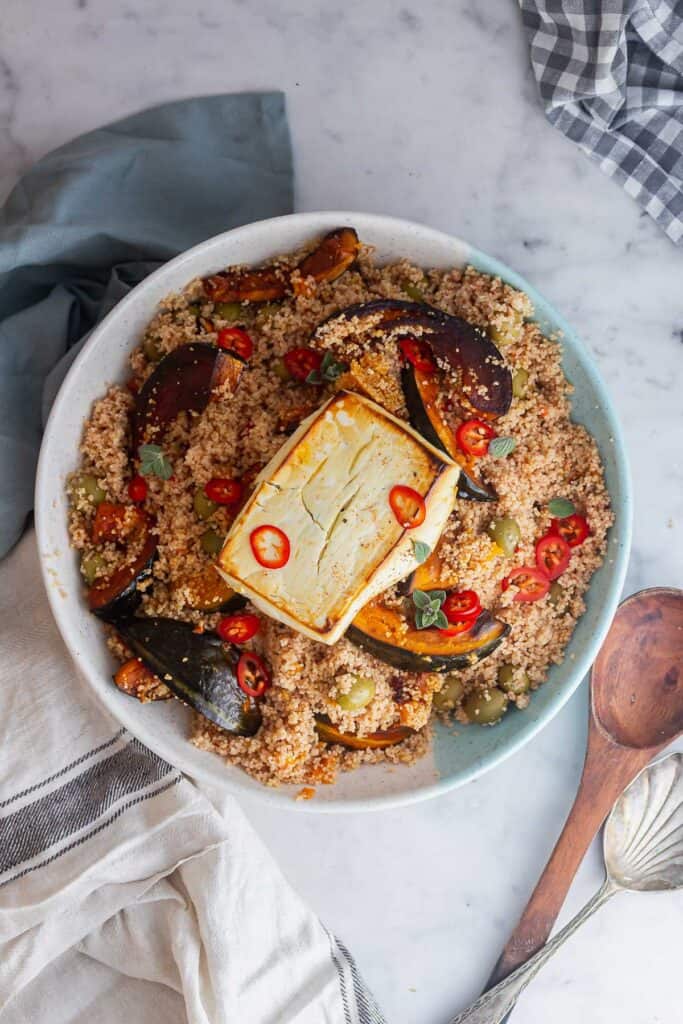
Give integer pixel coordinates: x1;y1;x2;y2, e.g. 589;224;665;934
521;0;683;244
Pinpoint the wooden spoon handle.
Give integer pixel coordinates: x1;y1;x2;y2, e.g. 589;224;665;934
487;722;653;986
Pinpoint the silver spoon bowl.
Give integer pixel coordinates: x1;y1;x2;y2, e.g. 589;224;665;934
450;752;683;1024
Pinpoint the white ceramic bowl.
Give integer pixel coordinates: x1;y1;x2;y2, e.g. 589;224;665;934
36;212;632;812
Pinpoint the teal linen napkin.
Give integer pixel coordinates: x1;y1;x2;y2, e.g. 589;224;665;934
0;93;293;557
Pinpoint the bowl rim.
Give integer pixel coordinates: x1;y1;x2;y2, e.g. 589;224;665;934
35;210;632;813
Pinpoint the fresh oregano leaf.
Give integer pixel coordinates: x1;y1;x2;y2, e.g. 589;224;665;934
412;540;431;564
320;350;348;382
548;497;576;519
433;610;449;630
489;436;517;459
413;589;447;629
138;444;173;480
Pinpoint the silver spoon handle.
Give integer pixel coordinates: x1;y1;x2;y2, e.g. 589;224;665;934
449;879;615;1024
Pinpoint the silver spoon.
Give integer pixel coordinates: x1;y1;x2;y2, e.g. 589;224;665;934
449;752;683;1024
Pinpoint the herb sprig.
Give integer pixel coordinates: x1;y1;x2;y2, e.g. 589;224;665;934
306;351;348;384
138;444;173;480
548;497;576;518
412;589;448;630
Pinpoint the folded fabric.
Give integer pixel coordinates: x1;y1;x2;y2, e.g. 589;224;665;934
521;0;683;244
0;533;384;1024
0;94;384;1022
0;92;293;558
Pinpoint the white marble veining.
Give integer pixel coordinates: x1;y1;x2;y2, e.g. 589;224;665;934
3;1;682;1021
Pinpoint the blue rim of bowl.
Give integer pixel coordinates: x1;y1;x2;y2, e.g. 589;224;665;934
35;212;633;813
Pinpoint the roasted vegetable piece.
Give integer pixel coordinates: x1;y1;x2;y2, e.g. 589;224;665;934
88;525;158;622
312;299;511;497
204;266;288;304
313;299;511;415
315;717;413;750
401;365;497;501
92;502;146;544
295;227;359;288
203;227;359;304
177;566;246;612
116;617;262;736
347;604;510;673
113;658;171;702
133;343;243;447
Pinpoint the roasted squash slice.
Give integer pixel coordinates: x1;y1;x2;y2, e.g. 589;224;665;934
402;365;497;501
347;603;510;673
88;513;158;622
315;717;413;750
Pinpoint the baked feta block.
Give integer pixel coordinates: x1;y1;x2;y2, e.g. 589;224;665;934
217;391;460;644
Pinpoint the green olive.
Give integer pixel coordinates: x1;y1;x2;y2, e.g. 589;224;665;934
186;302;201;316
81;552;107;585
403;281;426;303
512;368;529;398
143;335;163;362
336;676;376;711
213;301;243;322
71;473;106;505
272;358;292;382
487;517;521;557
549;581;564;607
497;663;530;695
200;528;224;556
433;675;465;712
490;320;522;349
463;688;509;725
194;490;218;521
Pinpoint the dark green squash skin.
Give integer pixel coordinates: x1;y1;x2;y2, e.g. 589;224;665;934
116;617;261;736
347;611;510;673
90;545;158;624
400;367;496;503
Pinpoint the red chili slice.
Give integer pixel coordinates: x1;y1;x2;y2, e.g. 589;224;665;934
535;534;571;580
204;477;244;505
250;524;291;569
127;475;148;503
283;347;323;381
456;419;497;457
443;589;482;623
549;514;590;548
399;336;436;373
236;651;271;698
502;565;550;602
217;613;260;644
389;485;426;529
216;327;253;361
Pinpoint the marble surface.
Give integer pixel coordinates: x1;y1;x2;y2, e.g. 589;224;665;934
4;1;682;1021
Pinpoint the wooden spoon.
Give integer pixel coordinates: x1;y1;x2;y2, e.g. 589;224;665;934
488;586;683;987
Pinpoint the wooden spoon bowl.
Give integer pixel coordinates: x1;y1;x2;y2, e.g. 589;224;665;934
592;588;683;749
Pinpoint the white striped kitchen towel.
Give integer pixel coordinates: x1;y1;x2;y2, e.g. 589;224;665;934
0;532;385;1024
521;0;683;244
